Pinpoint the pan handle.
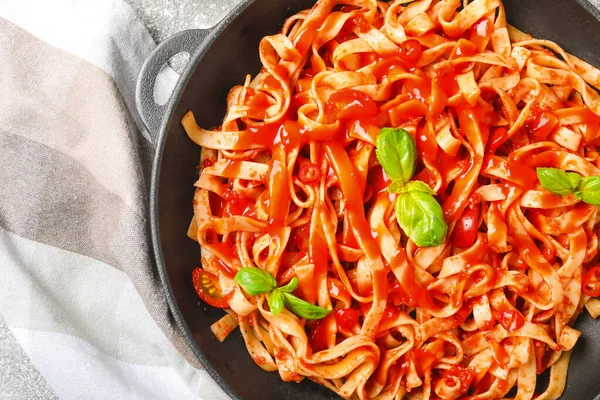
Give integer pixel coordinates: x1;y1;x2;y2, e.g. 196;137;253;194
135;29;210;141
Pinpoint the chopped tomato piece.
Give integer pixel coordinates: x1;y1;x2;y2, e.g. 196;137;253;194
324;88;378;121
299;163;320;184
497;309;525;332
349;14;371;35
380;304;401;325
442;365;474;393
469;18;492;51
583;266;600;297
192;267;230;308
525;102;558;141
335;308;359;331
486;127;509;155
412;348;438;376
388;281;412;306
454;38;478;57
309;313;336;352
222;189;254;217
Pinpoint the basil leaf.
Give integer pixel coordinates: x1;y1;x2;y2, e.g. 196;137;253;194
388;180;405;194
536;167;579;196
567;172;582;189
396;190;447;247
234;267;277;295
375;128;416;186
278;277;299;293
282;293;331;320
402;180;436;195
268;289;284;315
579;176;600;205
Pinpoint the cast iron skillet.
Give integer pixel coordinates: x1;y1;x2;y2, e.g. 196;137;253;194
136;1;600;399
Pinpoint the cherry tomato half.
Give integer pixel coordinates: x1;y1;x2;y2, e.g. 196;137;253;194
397;39;422;64
335;308;359;331
451;203;480;248
583;266;600;297
192;267;230;308
497;309;525;332
299;163;320;184
324;88;378;121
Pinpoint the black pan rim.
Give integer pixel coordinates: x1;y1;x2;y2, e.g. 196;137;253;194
147;1;600;399
149;1;254;399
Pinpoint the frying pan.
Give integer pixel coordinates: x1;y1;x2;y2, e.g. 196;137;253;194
135;1;600;399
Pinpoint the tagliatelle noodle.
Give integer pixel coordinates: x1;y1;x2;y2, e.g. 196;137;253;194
182;0;600;399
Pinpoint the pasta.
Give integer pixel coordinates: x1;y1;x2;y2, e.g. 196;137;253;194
182;0;600;398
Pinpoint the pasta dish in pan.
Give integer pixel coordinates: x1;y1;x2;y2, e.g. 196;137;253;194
182;0;600;398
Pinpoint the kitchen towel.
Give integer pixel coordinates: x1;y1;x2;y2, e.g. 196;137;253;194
0;0;235;398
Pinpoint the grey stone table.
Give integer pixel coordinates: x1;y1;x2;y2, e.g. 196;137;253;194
127;0;245;72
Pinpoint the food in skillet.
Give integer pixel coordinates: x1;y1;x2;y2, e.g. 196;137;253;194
183;0;600;398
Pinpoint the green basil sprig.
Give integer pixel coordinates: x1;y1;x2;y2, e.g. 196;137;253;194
234;267;277;295
234;269;330;320
375;127;448;247
537;168;600;205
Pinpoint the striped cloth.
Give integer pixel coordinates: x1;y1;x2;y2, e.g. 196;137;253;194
0;0;233;399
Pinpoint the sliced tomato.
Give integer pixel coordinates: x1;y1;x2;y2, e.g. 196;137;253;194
451;202;480;248
335;308;359;331
583;266;600;297
324;88;378;121
192;267;230;308
299;163;320;184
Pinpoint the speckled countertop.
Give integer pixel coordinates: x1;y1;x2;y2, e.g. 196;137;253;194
127;0;243;43
127;0;244;72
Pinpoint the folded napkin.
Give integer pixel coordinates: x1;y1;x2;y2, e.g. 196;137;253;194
0;0;234;398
